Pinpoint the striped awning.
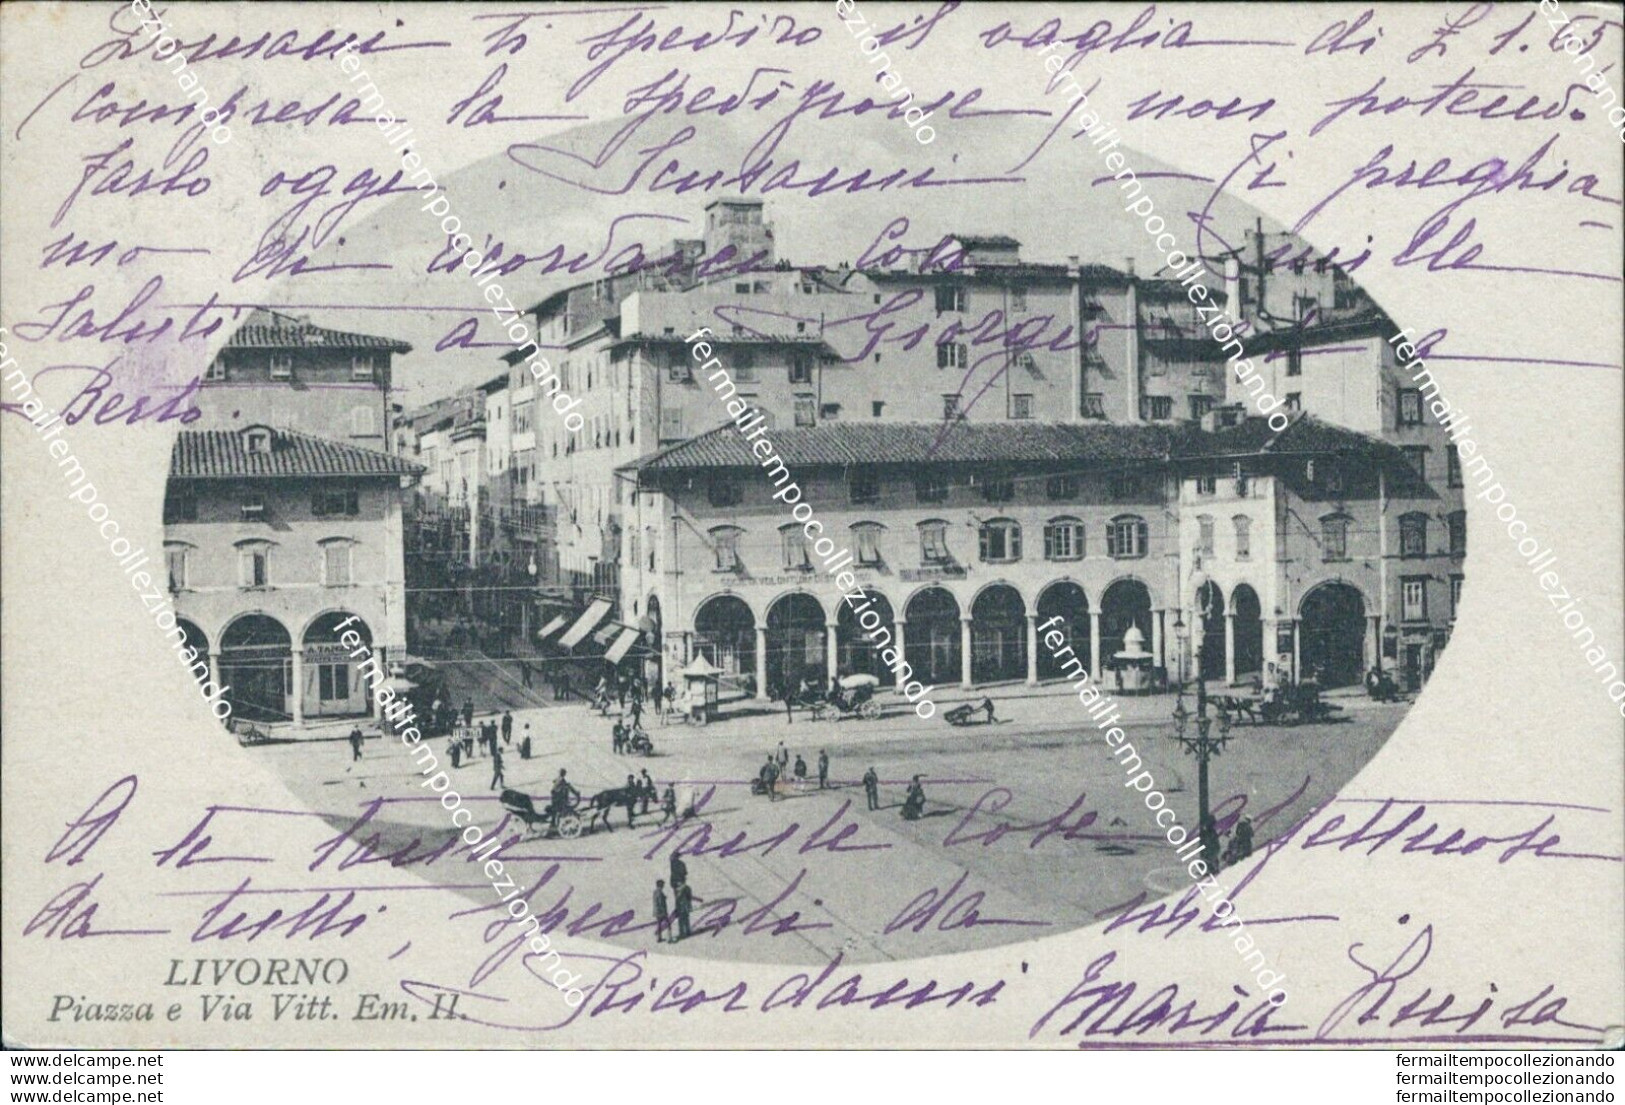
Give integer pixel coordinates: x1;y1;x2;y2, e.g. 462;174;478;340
557;598;612;649
603;628;642;666
537;615;569;641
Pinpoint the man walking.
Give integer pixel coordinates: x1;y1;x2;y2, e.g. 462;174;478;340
775;741;789;774
674;879;699;941
659;783;677;826
670;849;688;891
489;744;505;791
462;698;474;729
639;769;655;815
653;879;672;944
348;726;364;761
863;766;880;811
501;709;513;745
817;749;830;790
623;774;639;828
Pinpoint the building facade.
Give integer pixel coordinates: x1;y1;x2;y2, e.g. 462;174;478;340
165;427;423;724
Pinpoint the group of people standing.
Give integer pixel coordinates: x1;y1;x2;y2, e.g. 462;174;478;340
756;741;830;800
652;850;699;943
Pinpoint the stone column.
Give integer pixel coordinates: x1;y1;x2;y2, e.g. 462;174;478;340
1151;609;1164;670
373;647;388;720
1366;614;1381;672
825;621;840;685
755;625;770;701
1025;614;1039;686
1291;620;1302;682
1262;619;1279;679
959;616;973;689
208;649;222;695
1224;612;1236;686
1089;611;1102;681
290;651;304;726
893;621;907;686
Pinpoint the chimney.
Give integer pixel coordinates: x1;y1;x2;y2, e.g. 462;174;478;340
1123;257;1136;277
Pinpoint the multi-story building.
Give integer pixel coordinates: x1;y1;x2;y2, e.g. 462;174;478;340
194;308;411;454
165;425;423;724
620;410;1463;698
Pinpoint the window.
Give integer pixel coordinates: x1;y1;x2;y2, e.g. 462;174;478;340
820;402;841;420
707;480;742;508
1402;446;1427;479
915;472;948;503
794;395;816;427
849;468;880;505
1189;394;1216;420
1010;288;1027;313
351;355;374;380
1397;388;1424;426
920;521;951;563
1197;515;1215;556
1107;515;1148;559
1447;444;1463;488
238;546;270;587
789;355;812;384
1286;348;1302;377
734;350;756;382
165;546;189;591
1145;395;1173;420
1046;475;1079;500
661;408;685;440
164;487;197;524
206;357;226;381
1081;393;1105;419
1196;475;1216;496
514;401;534;434
981;476;1014;503
1044;517;1084;560
1110;473;1142;500
781;525;811;569
853;523;884;566
1011;393;1034;420
351;406;376;436
734;282;751;294
1233;515;1252;559
1321;514;1350;561
245;429;272;454
1402;577;1429;621
942;394;961;419
318;663;349;702
1400;512;1429;558
937;342;968;369
322;541;353;586
934;285;966;313
269;354;292;379
1448;510;1467;557
1450;574;1464;620
710;527;741;572
667;357;692;383
1285;392;1302;412
979;519;1021;562
312;487;360;517
872;401;885;418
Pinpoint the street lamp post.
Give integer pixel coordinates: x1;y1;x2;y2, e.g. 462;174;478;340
1170;564;1232;866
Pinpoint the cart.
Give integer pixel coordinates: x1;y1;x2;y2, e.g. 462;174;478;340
813;675;882;721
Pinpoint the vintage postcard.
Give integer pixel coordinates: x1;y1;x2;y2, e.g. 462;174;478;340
2;0;1621;1052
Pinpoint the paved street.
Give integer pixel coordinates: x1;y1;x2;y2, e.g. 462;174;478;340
261;685;1405;966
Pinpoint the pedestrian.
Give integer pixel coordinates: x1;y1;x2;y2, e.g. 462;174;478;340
670;849;688;890
628;696;643;730
520;731;532;761
818;749;830;790
623;774;639;827
863;766;880;811
617;678;628;711
1200;815;1222;874
653;879;671;944
462;698;474;729
348;726;364;761
612;720;626;755
490;745;505;791
759;755;779;802
793;754;808;783
660;783;677;826
549;770;578;834
775;741;789;773
639;769;655;815
501;710;513;745
981;696;997;724
674;880;700;941
448;738;461;769
783;685;795;724
520;660;532;689
663;682;676;718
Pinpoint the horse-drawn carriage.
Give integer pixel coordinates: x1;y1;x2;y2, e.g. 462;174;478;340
500;782;642;839
812;674;883;721
1215;681;1339;726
